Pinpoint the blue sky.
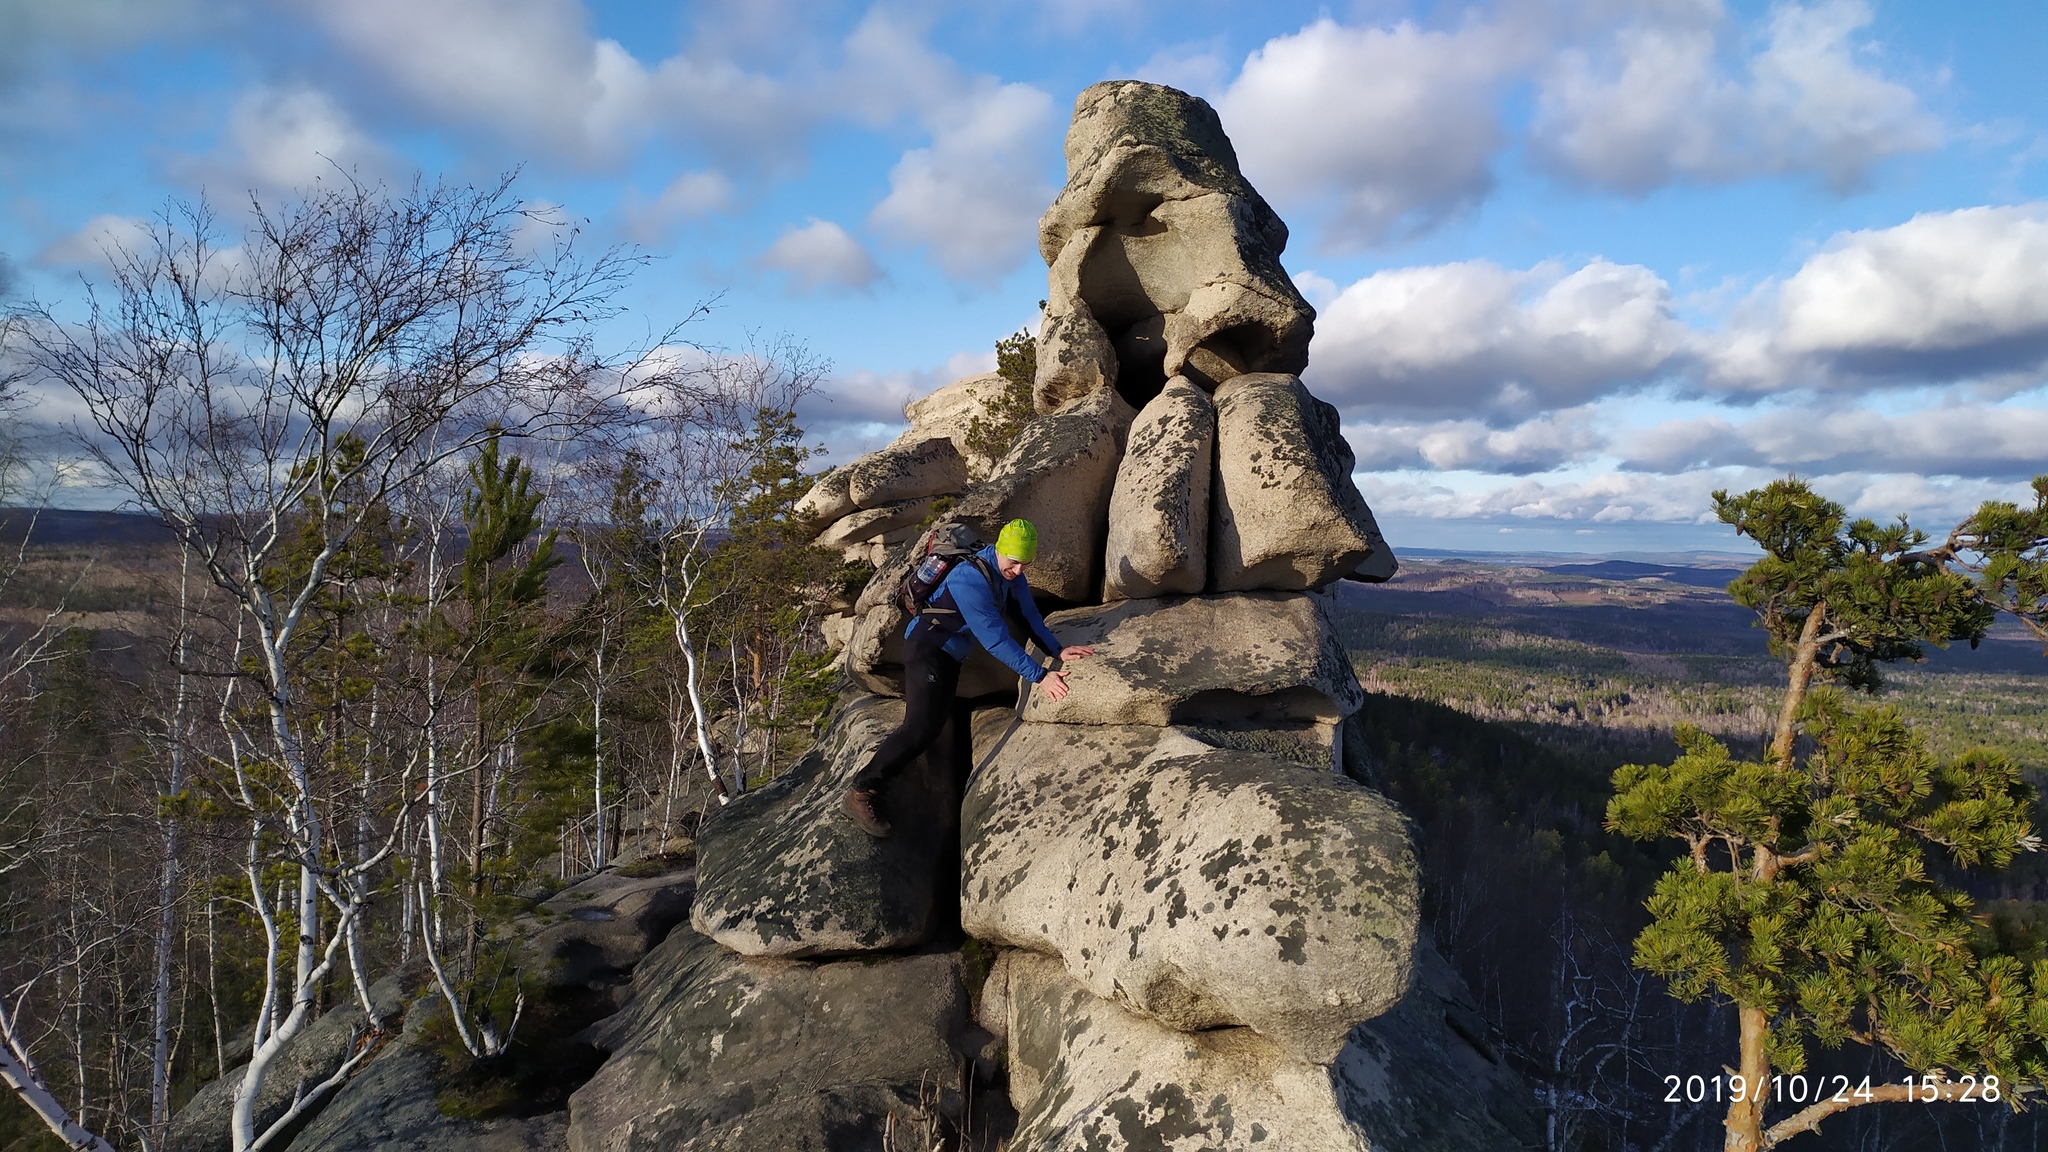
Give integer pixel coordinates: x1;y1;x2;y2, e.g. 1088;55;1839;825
4;0;2046;554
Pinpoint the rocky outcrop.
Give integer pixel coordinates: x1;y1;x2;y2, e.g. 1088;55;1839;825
843;435;969;509
1021;592;1364;726
963;728;1417;1064
1034;81;1316;412
568;928;970;1152
982;948;1538;1152
1104;376;1212;598
690;694;958;957
167;972;423;1152
952;386;1134;603
791;466;854;533
903;372;1005;475
285;1047;566;1152
518;866;697;995
813;495;937;561
1211;373;1392;592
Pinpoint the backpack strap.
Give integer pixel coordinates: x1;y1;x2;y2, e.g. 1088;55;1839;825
916;555;1004;635
966;554;1001;600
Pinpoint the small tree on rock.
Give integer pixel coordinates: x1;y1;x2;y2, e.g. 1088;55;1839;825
962;327;1037;473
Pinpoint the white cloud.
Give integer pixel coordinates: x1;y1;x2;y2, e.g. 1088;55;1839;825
844;12;1057;283
1308;258;1691;418
757;218;882;294
1709;204;2048;392
1218;17;1515;246
1358;469;1742;524
868;81;1056;282
1347;409;1607;474
1359;465;2032;527
219;86;389;190
621;170;734;243
36;213;154;271
302;0;805;166
1130;42;1230;101
1621;399;2048;480
1533;0;1938;193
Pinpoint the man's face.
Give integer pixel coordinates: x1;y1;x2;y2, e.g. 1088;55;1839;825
997;554;1027;580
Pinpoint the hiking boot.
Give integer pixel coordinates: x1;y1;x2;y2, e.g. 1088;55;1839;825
843;788;891;838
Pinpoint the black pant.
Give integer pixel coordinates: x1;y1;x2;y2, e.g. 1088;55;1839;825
851;638;962;794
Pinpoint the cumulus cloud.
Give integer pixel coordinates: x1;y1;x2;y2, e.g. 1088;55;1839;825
1218;18;1515;246
621;170;734;243
1130;42;1231;101
212;86;389;191
1620;400;2048;480
1709;204;2048;392
1308;258;1691;418
36;213;154;271
302;0;805;166
1347;409;1607;474
1360;465;2031;528
868;82;1056;282
846;12;1057;283
1358;469;1739;524
757;218;882;294
1533;0;1938;193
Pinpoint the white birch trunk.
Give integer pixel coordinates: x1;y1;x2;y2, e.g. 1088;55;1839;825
150;545;193;1138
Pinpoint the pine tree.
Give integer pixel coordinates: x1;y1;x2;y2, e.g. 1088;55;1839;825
1608;477;2048;1149
963;327;1038;472
699;406;859;783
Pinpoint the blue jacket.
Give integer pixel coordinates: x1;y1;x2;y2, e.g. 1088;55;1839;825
905;544;1062;682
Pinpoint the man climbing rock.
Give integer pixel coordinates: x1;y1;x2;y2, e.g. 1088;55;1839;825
843;519;1094;837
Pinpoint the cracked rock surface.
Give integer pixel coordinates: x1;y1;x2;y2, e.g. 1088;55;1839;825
690;694;955;957
982;948;1538;1152
569;927;969;1152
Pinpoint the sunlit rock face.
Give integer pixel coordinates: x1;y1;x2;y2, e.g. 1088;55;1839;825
1034;81;1317;414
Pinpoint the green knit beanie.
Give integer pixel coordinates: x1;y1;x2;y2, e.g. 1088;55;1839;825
995;519;1039;562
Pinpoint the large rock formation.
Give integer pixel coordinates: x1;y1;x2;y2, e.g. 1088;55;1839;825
749;80;1517;1152
163;79;1505;1152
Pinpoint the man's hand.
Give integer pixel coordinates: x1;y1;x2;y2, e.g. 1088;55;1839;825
1039;669;1071;701
1059;645;1095;661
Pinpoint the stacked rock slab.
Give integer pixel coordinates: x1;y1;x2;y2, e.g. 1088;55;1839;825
1104;375;1212;598
962;727;1417;1065
1212;372;1394;591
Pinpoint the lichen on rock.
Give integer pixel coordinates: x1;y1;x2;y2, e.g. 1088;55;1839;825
962;727;1419;1065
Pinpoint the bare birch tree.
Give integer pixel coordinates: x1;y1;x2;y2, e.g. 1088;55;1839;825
14;175;642;1152
608;338;825;816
